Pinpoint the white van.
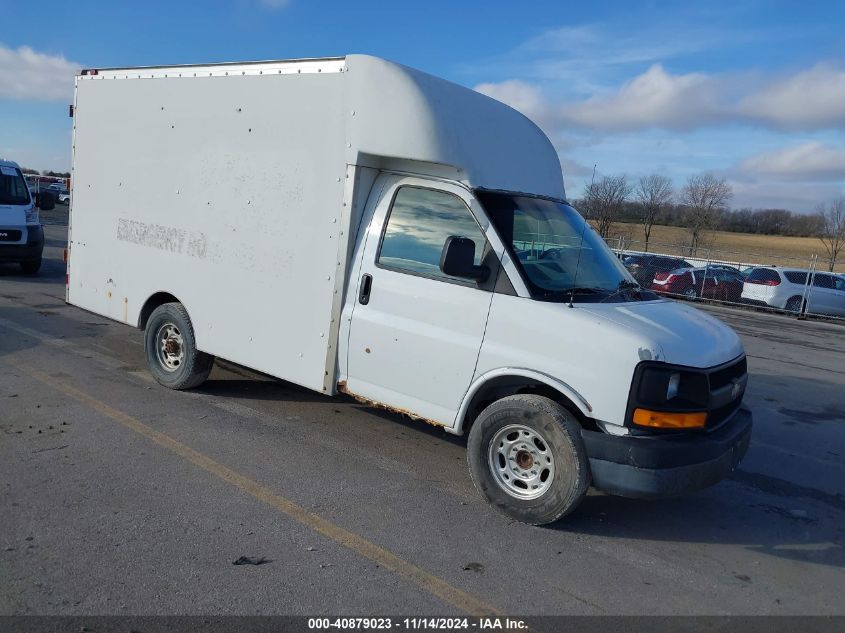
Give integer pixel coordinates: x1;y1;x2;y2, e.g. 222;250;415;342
0;159;48;274
67;55;751;524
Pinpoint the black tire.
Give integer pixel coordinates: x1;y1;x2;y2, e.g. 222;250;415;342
20;259;41;275
785;296;805;314
467;394;590;525
144;302;214;390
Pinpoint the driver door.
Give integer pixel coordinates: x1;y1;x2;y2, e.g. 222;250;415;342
344;176;494;427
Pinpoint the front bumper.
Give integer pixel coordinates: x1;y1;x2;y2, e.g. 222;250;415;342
583;407;752;498
0;225;44;262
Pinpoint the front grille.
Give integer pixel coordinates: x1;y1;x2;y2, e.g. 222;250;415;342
705;355;747;430
709;356;747;391
0;229;22;242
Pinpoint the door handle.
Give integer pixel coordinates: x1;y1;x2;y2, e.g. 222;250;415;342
359;273;373;305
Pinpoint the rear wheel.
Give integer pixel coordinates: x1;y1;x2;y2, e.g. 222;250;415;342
785;296;805;314
683;287;697;299
467;395;590;525
144;302;214;390
20;259;41;275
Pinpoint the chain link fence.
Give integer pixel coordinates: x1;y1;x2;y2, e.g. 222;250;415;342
606;236;845;323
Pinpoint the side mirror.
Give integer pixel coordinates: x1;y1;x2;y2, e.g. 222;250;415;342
37;191;55;211
440;236;489;282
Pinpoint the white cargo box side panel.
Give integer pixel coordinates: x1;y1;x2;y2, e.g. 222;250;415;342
69;71;348;392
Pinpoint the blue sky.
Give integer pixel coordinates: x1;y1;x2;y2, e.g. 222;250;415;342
1;0;844;212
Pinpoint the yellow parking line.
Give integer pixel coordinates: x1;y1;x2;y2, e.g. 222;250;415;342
24;367;501;616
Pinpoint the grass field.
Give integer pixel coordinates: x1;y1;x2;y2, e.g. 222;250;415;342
605;222;844;273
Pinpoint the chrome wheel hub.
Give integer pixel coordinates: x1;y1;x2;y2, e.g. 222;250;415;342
155;323;184;372
488;424;555;500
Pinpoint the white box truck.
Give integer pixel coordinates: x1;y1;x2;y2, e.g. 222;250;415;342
67;55;752;524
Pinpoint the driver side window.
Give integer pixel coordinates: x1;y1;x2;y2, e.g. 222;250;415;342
377;186;487;283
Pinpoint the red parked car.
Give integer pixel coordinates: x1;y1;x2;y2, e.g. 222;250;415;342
651;267;744;302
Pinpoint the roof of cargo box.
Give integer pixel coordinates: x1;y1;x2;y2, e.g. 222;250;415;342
78;54;566;199
344;55;565;199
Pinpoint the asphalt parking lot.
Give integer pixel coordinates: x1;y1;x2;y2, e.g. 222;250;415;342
1;222;844;617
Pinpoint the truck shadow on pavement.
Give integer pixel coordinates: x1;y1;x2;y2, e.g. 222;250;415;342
191;367;845;572
559;486;844;569
193;377;330;406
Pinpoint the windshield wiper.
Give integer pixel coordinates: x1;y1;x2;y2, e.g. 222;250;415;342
599;279;642;303
533;287;603;302
561;286;603;294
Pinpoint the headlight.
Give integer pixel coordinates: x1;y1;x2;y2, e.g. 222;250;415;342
635;366;708;407
25;206;39;225
629;364;709;429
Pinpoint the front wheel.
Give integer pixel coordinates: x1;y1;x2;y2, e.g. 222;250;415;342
467;395;590;525
144;302;214;390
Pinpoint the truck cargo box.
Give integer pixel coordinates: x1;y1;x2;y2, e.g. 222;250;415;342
68;55;563;393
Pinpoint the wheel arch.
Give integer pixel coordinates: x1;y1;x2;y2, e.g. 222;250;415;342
783;294;804;308
137;291;182;329
455;368;595;436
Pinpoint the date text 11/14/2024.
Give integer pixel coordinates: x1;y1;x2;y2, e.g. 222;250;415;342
307;618;528;630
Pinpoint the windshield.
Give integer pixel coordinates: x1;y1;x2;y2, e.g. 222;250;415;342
477;191;642;302
0;165;32;205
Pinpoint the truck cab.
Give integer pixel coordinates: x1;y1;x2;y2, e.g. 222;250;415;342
0;159;47;274
336;172;751;523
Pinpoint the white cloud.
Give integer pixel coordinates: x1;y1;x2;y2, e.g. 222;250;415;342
558;157;595;179
739;65;845;130
0;44;79;101
728;179;844;213
465;20;845;212
476;63;845;134
561;64;724;131
459;18;780;95
474;79;549;125
739;142;845;181
517;24;722;68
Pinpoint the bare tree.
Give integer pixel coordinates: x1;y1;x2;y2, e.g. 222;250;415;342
583;175;632;239
634;174;673;252
680;173;732;256
817;197;845;272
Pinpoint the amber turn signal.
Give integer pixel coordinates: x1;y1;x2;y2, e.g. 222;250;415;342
633;408;707;429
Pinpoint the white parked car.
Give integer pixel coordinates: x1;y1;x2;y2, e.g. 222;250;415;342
47;182;70;203
55;188;70;204
741;267;845;316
